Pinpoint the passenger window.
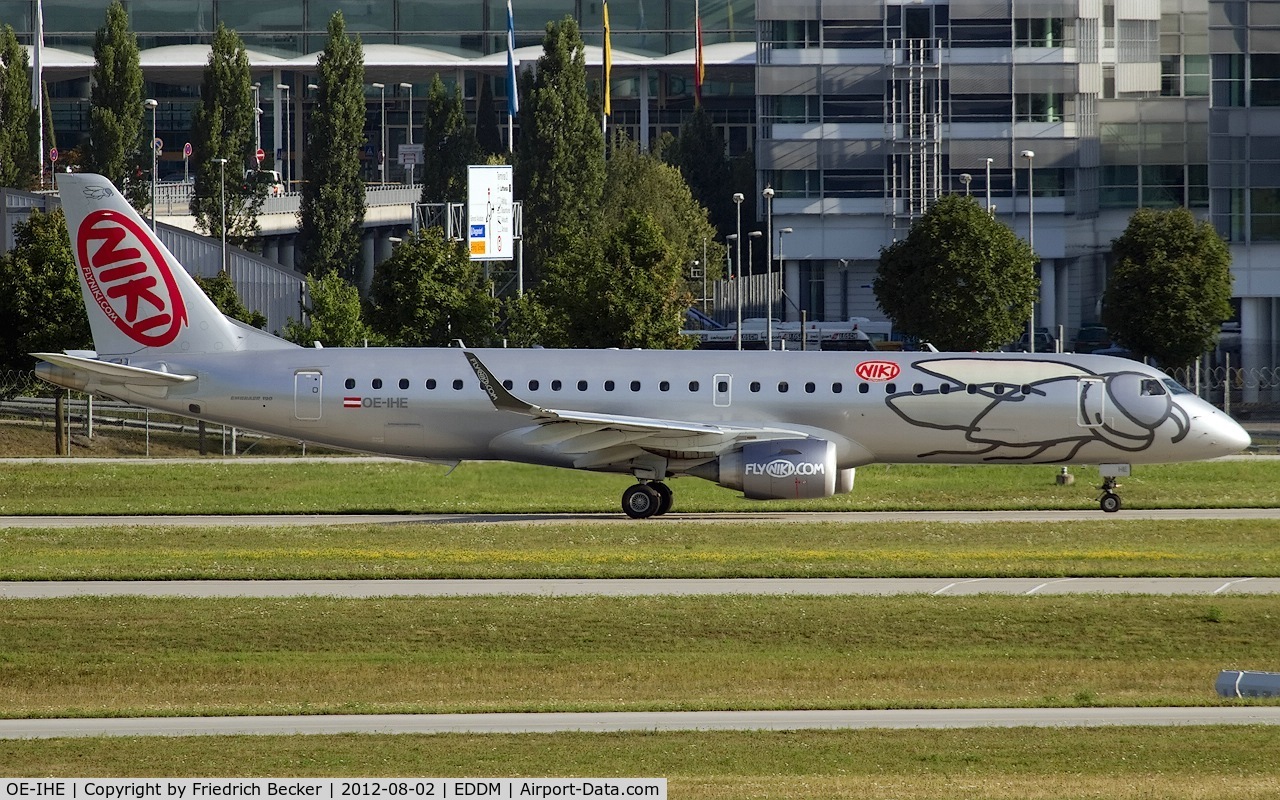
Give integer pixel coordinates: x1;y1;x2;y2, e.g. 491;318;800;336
805;382;816;394
528;380;539;391
345;378;355;390
426;379;436;390
399;378;409;390
631;380;641;392
605;380;615;391
689;381;700;392
552;380;562;391
778;381;789;393
967;384;978;394
502;380;513;390
750;381;761;392
453;379;464;390
994;384;1005;395
660;381;670;392
578;380;588;391
912;383;923;395
858;383;869;394
718;380;729;393
939;384;950;395
372;378;383;390
886;382;896;393
1021;384;1033;395
832;382;843;394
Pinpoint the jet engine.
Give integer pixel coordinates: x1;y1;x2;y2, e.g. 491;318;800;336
695;438;838;500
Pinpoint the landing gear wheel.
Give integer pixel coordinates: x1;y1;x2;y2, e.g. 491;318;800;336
1098;476;1122;513
622;483;662;519
651;482;674;516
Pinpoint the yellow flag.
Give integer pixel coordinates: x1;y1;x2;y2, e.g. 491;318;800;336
603;0;612;116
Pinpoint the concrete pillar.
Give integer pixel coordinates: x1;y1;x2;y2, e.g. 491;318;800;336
1241;296;1270;403
360;233;375;294
1055;257;1070;338
639;69;650;151
1038;259;1056;331
262;236;279;264
280;235;295;271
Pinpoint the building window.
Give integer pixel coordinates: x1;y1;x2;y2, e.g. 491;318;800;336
1014;18;1066;47
1015;93;1065;123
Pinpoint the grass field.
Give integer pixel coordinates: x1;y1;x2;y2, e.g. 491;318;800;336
3;458;1279;515
4;518;1280;579
4;728;1280;799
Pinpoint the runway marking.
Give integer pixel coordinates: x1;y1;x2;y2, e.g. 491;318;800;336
1025;578;1077;595
932;579;986;595
1214;577;1256;594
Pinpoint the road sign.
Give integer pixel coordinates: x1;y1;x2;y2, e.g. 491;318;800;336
183;142;192;157
153;137;163;154
398;143;423;166
256;148;265;164
49;147;58;163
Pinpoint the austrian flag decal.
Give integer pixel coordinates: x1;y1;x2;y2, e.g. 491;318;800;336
76;209;188;347
856;360;900;382
344;397;362;409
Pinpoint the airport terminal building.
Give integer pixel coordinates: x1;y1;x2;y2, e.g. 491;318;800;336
5;0;1280;376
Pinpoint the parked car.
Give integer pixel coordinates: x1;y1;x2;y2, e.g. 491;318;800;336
1014;327;1058;353
244;169;284;197
1071;325;1111;353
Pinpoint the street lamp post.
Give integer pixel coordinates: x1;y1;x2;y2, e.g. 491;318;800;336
145;98;158;229
214;157;228;273
985;157;994;216
1021;148;1036;353
371;82;386;185
276;83;290;189
251;83;261;157
748;231;762;346
959;173;972;195
778;227;792;325
400;82;413;186
762;184;775;350
732;192;744;350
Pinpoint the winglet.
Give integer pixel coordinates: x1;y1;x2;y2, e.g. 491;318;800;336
464;351;535;414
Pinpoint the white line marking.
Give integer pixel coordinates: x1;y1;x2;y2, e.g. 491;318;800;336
1213;578;1256;595
932;579;986;595
1026;578;1078;595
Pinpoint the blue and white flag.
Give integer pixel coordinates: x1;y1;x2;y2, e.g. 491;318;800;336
506;0;519;116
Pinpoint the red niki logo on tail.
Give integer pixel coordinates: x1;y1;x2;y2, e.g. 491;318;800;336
76;209;188;347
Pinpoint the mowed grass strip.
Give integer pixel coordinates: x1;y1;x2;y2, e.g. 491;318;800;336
2;459;1277;515
3;729;1280;800
4;518;1280;579
3;595;1277;718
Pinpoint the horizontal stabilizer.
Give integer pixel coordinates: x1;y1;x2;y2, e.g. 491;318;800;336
32;352;196;386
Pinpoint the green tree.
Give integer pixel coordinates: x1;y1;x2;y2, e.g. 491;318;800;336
419;74;480;205
0;25;38;189
0;209;91;375
474;74;504;157
1102;207;1234;367
585;211;695;349
515;16;605;287
499;292;550;347
189;23;264;247
297;12;366;280
284;270;374;347
192;271;267;330
874;194;1038;351
366;228;498;347
666;106;734;239
85;1;145;207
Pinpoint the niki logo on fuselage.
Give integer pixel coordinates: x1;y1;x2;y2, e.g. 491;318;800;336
76;209;188;347
884;358;1189;462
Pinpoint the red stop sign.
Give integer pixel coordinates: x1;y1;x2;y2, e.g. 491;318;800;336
255;148;265;163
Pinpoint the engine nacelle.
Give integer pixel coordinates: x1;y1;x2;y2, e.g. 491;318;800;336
712;438;838;500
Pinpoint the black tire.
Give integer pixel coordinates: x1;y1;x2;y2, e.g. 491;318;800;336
622;483;661;519
651;482;674;516
1100;492;1122;513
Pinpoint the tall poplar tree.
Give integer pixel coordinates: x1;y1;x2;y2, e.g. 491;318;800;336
0;25;38;189
297;12;366;280
419;74;480;205
85;0;145;206
515;17;605;286
474;74;503;157
189;23;263;247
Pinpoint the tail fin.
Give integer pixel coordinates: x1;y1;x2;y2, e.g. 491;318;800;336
56;172;289;358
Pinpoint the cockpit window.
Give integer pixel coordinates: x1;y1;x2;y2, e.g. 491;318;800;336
1140;379;1166;396
1162;378;1192;396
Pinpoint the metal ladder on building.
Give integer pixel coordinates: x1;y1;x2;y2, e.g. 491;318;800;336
885;38;943;239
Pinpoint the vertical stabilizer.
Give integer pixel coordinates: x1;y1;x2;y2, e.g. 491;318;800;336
56;172;255;358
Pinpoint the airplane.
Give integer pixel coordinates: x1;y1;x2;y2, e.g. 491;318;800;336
33;172;1251;517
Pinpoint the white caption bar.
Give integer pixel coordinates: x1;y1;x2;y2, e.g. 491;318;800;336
1;780;666;800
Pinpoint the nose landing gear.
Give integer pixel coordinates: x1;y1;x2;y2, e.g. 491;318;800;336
1098;476;1122;513
621;481;673;519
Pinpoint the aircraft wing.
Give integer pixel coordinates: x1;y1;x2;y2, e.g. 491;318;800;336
464;351;807;463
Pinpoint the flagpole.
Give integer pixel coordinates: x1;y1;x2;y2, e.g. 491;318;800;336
506;0;518;154
33;0;44;186
602;0;611;141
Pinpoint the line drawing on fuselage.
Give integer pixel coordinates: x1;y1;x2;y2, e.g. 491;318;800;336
31;173;1252;518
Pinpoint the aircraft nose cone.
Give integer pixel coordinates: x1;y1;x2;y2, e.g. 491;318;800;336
1206;412;1252;455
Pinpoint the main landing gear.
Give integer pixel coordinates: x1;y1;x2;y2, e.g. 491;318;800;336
622;481;674;519
1098;476;1122;513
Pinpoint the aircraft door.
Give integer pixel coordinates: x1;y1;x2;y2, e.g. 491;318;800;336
1077;376;1105;427
713;373;732;407
295;370;323;420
